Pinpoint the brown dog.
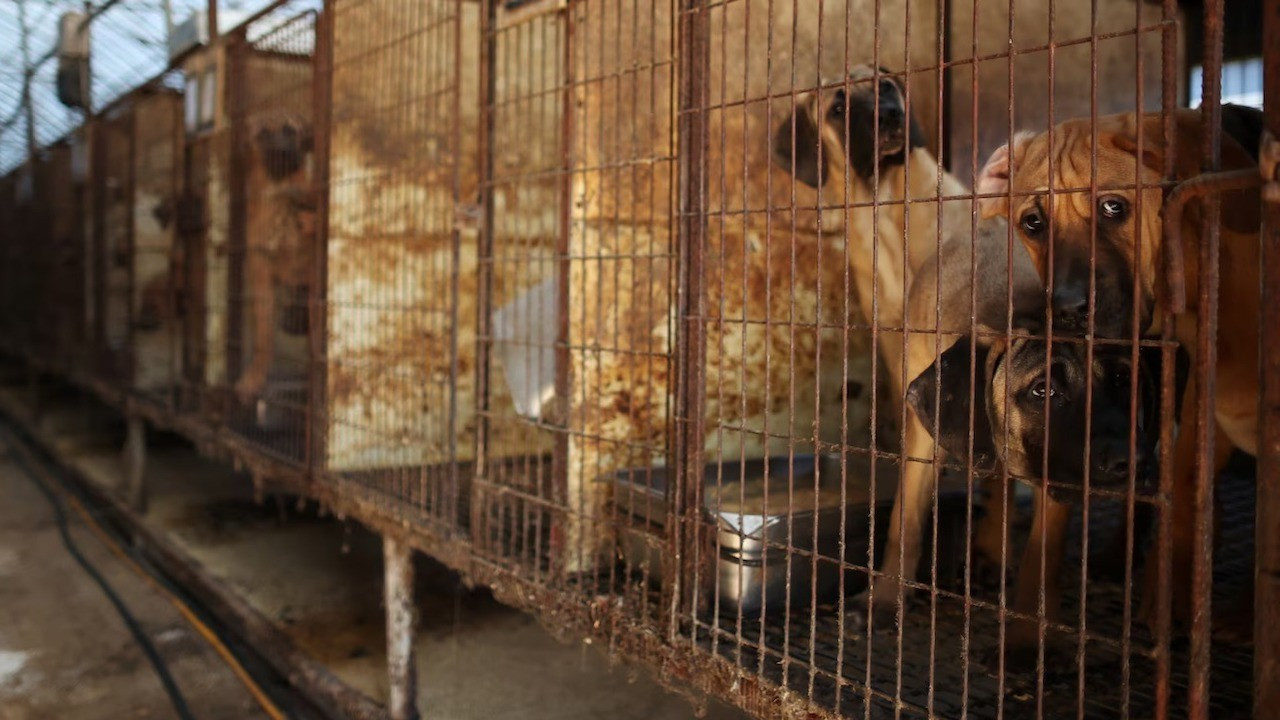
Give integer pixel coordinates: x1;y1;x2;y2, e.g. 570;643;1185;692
234;117;316;405
977;105;1264;632
884;217;1160;662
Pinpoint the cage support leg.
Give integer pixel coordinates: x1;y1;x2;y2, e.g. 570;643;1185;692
383;536;419;720
123;416;147;513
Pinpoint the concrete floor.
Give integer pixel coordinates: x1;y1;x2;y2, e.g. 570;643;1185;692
0;451;271;720
0;387;750;720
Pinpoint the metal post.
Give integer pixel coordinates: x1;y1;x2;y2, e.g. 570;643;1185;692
207;0;219;46
17;0;37;157
1189;2;1224;717
668;0;710;637
383;537;419;720
124;414;147;513
1255;1;1280;717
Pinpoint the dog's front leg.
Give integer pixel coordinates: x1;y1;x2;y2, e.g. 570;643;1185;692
971;472;1017;586
865;411;938;628
1001;488;1071;666
235;248;276;405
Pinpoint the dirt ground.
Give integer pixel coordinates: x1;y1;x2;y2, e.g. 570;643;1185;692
0;387;749;720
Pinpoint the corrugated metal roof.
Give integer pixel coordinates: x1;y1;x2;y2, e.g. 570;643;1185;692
0;0;283;174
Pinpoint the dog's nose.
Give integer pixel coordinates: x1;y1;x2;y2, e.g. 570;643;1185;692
1051;285;1089;330
1096;442;1147;483
879;106;904;126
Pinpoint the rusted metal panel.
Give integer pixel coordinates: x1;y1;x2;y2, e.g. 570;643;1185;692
131;90;185;397
44;143;87;376
323;0;484;472
178;45;234;395
97;108;136;386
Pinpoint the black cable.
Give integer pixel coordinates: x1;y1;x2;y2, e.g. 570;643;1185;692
4;440;198;720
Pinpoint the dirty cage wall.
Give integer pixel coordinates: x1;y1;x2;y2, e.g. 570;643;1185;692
0;0;1276;719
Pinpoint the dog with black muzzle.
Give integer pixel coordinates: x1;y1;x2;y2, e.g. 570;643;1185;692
976;105;1263;636
773;64;971;419
869;216;1161;664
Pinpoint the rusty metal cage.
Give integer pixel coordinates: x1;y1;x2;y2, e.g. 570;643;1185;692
0;0;1276;718
224;3;321;465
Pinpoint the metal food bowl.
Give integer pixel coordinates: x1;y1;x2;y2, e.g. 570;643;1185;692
609;454;971;616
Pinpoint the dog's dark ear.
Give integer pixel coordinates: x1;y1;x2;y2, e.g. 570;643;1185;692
887;74;928;152
773;94;827;189
907;110;927;153
907;338;997;467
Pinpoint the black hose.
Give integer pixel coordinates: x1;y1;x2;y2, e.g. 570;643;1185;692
5;440;198;720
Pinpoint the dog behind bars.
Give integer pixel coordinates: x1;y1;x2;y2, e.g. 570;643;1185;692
891;217;1162;661
772;64;971;416
235;116;316;405
976;104;1265;636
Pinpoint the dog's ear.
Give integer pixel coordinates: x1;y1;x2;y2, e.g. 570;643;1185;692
1110;110;1262;235
773;93;828;188
886;74;928;152
977;132;1034;218
907;337;998;467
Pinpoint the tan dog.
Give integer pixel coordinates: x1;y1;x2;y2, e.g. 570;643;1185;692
772;65;1013;628
234;117;316;405
977;105;1264;632
773;64;971;418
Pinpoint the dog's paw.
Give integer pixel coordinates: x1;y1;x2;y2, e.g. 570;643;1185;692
850;581;915;633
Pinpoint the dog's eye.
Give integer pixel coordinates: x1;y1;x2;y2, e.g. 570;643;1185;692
1029;379;1058;400
1098;195;1128;221
1111;370;1132;390
1020;209;1047;238
830;89;845;116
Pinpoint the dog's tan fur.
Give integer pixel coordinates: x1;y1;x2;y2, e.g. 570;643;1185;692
775;66;1043;634
775;65;971;413
234;117;316;405
978;107;1264;631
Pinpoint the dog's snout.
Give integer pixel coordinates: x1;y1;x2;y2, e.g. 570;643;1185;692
879;105;904;124
1051;284;1089;329
1094;438;1148;484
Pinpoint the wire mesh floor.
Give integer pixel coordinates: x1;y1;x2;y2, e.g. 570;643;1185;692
687;460;1256;720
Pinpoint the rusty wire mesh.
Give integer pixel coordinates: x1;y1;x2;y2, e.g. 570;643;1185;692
225;5;319;465
0;1;1270;719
